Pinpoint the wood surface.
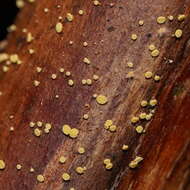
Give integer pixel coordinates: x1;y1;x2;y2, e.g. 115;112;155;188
0;0;190;189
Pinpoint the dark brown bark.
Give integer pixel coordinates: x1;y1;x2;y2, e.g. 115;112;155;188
0;0;190;189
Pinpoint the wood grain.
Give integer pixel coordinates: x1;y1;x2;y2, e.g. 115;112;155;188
0;0;190;189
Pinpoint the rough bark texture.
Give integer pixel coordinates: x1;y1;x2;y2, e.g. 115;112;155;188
0;0;190;190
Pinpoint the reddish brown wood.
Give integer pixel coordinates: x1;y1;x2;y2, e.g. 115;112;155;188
0;0;190;189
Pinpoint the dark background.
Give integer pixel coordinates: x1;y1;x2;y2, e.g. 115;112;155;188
0;0;18;40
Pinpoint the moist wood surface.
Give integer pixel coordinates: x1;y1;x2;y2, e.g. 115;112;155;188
0;0;190;190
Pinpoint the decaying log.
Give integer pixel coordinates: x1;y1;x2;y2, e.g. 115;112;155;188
0;0;190;189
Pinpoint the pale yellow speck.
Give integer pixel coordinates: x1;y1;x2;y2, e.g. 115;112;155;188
68;79;74;86
78;10;84;15
93;0;101;6
140;100;148;107
178;14;186;22
69;128;79;138
29;122;35;128
136;125;144;134
83;57;91;65
44;8;49;13
131;116;139;124
96;95;108;105
175;29;183;38
34;128;42;137
93;74;99;80
168;15;174;21
103;159;111;165
37;121;43;127
148;44;156;51
151;49;160;57
105;162;113;170
83;42;88;47
27;32;34;43
36;67;42;73
109;125;117;132
144;71;153;79
16;0;25;8
139;113;147;120
0;160;5;169
122;145;129;151
59;156;67;164
83;114;89;120
29;49;35;54
66;13;74;22
62;125;71;135
75;167;85;174
82;79;87;85
65;71;71;76
51;74;57;80
78;147;85;154
55;22;63;33
149;99;157;106
131;34;137;40
59;68;64;73
138;20;144;26
127;62;133;68
62;173;70;181
104;120;113;129
16;164;22;170
33;80;40;87
157;16;166;24
129;156;143;168
37;175;45;183
86;79;92;85
154;75;161;81
30;167;35;172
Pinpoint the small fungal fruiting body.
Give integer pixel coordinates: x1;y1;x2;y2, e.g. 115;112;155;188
83;114;89;120
55;22;63;33
62;125;79;138
78;147;85;154
34;128;42;137
93;0;101;6
154;75;161;81
75;166;86;174
96;95;108;105
131;34;137;41
149;99;157;106
122;145;129;151
175;29;183;38
135;125;144;134
16;164;22;170
0;160;5;169
83;57;91;65
59;156;66;164
66;13;74;22
37;175;45;183
78;10;84;15
62;173;70;181
33;80;40;87
51;74;57;80
151;49;160;57
138;20;144;26
144;71;153;79
68;79;74;86
129;156;143;168
157;16;166;24
103;159;113;170
131;116;139;124
140;100;148;107
148;44;156;51
177;14;186;22
104;120;113;129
